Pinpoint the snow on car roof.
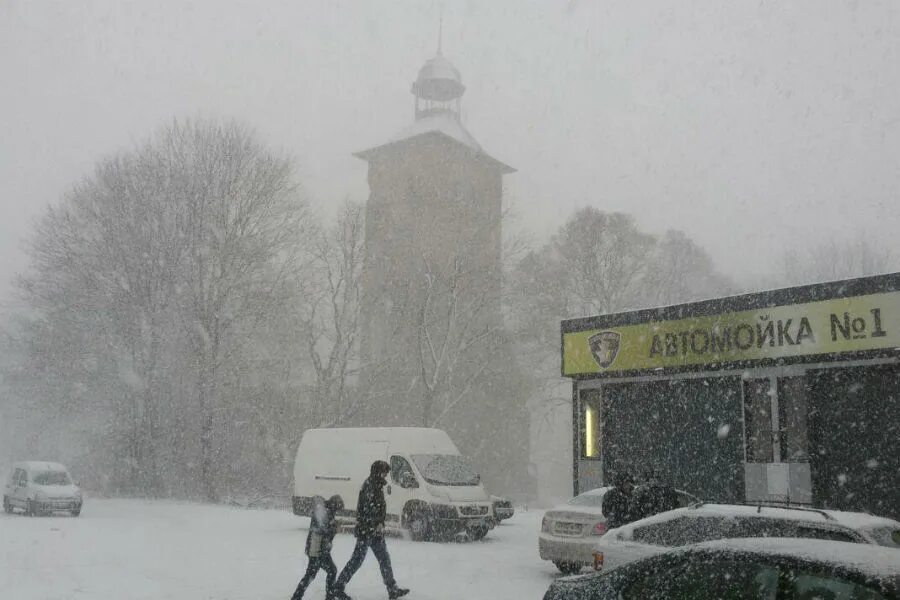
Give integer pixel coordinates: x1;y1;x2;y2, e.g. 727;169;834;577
545;487;613;515
612;503;900;537
579;486;613;497
690;537;900;578
15;461;68;472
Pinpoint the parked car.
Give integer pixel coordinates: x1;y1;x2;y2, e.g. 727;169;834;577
593;502;900;573
539;486;699;574
292;427;493;541
3;461;83;517
491;495;514;522
544;537;900;600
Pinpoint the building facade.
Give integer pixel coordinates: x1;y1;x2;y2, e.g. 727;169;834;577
350;50;528;493
355;53;513;399
562;273;900;520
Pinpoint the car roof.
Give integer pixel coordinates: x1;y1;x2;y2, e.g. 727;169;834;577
14;461;69;472
579;486;613;497
688;538;900;579
615;503;900;534
545;487;613;514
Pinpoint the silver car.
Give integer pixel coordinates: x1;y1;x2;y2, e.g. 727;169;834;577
540;486;698;574
539;487;613;574
3;461;83;517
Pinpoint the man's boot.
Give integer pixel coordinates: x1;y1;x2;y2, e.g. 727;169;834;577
330;588;352;600
388;586;410;599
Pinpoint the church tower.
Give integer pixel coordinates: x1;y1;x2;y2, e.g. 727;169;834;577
354;47;515;425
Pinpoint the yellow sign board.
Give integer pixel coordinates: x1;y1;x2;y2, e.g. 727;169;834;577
562;291;900;376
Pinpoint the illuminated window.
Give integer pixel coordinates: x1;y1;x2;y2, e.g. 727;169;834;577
586;405;596;456
582;389;602;459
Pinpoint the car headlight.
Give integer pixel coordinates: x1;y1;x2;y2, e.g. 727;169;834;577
541;516;551;533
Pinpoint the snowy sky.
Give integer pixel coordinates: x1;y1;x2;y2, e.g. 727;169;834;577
2;0;899;305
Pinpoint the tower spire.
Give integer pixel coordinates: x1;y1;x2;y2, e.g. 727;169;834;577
437;11;443;55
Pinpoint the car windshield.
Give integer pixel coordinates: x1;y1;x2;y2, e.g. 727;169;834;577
411;454;479;486
568;493;605;507
868;527;900;548
32;471;71;486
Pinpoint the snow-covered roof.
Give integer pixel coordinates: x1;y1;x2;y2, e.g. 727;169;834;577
691;537;900;578
388;114;481;151
354;114;515;174
578;486;613;498
612;503;900;538
544;487;612;517
14;461;69;472
299;427;459;455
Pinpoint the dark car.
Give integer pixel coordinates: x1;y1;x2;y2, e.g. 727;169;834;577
543;537;900;600
491;495;514;522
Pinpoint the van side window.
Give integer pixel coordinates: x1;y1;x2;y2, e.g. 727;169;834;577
390;456;417;488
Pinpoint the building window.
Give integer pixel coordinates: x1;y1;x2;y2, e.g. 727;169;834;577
744;378;774;462
778;377;809;462
581;389;601;459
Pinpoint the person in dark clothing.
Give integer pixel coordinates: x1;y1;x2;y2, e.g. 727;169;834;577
331;460;409;600
632;470;680;521
291;495;344;600
602;471;636;529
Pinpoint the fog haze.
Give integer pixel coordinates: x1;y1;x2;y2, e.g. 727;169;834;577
2;0;899;303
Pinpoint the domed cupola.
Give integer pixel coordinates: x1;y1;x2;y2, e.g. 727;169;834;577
411;51;465;120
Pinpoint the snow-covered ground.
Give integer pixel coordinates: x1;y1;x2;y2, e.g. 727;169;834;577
0;499;563;600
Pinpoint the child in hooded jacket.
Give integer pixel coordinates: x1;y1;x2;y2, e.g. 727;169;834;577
290;495;344;600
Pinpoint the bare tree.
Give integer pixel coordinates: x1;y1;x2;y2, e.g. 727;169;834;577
164;120;311;501
415;252;502;427
14;146;188;494
553;209;656;316
642;229;734;307
10;119;313;500
300;200;367;428
781;238;896;287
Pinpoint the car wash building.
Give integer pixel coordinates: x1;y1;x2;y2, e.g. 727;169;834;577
562;273;900;520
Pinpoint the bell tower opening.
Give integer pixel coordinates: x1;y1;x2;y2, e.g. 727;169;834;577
411;19;465;121
411;52;465;121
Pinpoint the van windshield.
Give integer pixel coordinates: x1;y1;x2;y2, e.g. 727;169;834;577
32;471;71;486
411;454;479;486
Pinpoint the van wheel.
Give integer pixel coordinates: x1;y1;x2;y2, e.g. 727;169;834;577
2;496;12;514
70;508;81;517
404;506;433;542
554;561;582;575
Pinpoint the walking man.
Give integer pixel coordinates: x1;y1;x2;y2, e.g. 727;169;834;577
331;460;409;600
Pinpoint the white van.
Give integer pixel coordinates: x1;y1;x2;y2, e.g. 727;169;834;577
292;427;493;541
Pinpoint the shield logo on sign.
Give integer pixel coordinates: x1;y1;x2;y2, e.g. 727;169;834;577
588;331;620;369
